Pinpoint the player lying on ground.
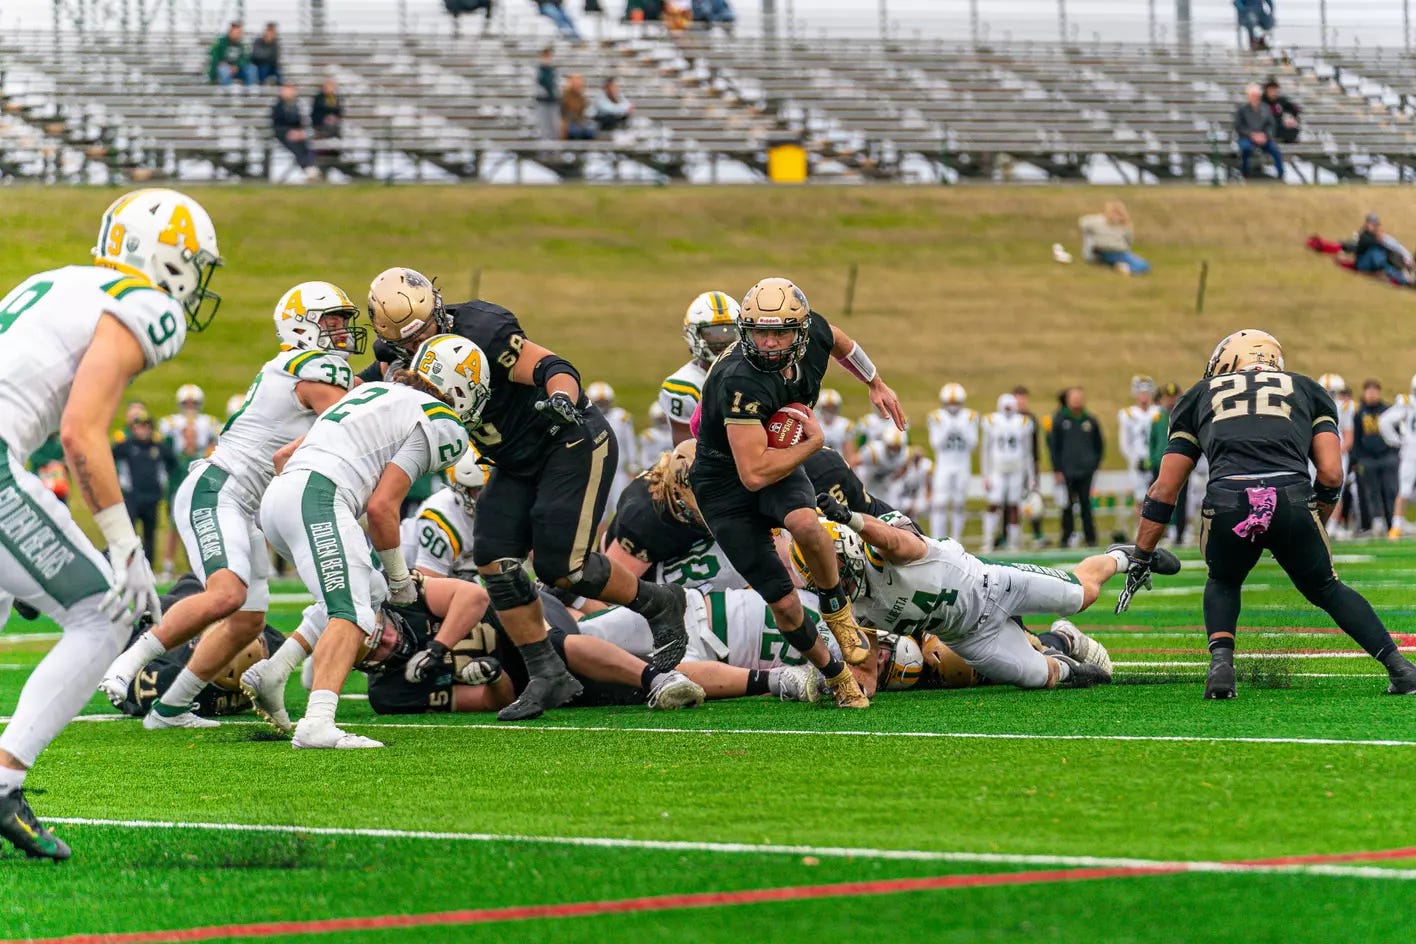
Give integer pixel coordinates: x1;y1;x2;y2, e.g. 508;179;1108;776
1117;328;1416;698
112;575;285;720
99;281;360;729
0;188;221;860
802;497;1151;690
365;268;688;721
260;334;487;749
359;579;706;714
690;277;906;708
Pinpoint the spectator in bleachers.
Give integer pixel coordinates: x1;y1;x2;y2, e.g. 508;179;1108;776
207;21;257;86
625;0;664;22
1078;200;1150;275
561;73;597;140
272;83;321;182
692;0;735;28
533;0;582;41
1262;77;1301;144
593;77;634;134
1234;82;1284;179
311;79;345;139
444;0;495;36
1235;0;1275;51
251;22;283;86
534;47;561;140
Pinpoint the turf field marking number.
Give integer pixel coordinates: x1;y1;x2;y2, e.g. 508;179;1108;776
1209;373;1293;423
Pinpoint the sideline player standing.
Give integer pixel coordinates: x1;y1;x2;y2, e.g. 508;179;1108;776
0;188;221;858
1117;329;1416;698
690;277;906;708
365;268;688;720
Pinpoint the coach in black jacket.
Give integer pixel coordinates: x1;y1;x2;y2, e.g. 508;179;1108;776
1048;387;1104;547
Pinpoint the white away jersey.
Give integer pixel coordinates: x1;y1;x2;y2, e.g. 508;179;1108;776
928;408;979;467
652;535;748;591
659;360;707;427
1379;394;1416;452
0;265;187;456
856;441;910;497
400;487;476;578
854;514;990;642
694;587;823;669
603;405;636;472
981;412;1035;476
285;382;468;512
209;349;355;509
637;424;673;474
819;415;852;453
160;412;220;459
1117;404;1160;469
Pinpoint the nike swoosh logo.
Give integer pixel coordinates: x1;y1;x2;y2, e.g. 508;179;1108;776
565;439;584;449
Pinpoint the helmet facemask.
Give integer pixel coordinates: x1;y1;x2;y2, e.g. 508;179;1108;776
317;307;369;357
739;320;810;373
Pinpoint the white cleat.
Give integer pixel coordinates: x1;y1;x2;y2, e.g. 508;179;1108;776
773;664;822;703
97;671;132;709
143;708;219;730
291;719;384;749
1050;619;1113;678
645;670;705;710
240;660;294;736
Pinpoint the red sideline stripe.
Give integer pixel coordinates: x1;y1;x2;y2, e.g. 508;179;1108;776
1237;847;1416;867
4;865;1179;944
1122;647;1368;656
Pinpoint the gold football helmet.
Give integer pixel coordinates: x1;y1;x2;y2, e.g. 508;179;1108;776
212;636;271;692
368;267;446;346
1205;329;1284;378
648;440;703;528
739;277;810;372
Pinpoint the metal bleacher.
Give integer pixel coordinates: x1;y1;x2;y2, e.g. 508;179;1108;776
4;8;1416;185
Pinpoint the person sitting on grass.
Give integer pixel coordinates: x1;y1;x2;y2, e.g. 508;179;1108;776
1307;214;1415;287
1078;200;1150;275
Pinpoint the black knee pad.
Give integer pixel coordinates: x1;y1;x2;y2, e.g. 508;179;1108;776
482;558;538;610
781;622;820;654
561;551;612;598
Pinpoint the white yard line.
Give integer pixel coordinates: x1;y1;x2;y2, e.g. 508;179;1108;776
38;816;1416;882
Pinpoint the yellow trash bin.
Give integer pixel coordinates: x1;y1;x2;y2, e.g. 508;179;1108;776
767;142;807;183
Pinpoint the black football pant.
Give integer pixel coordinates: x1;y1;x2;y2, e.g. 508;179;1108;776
125;498;160;567
1198;479;1396;661
1059;472;1097;547
1357;458;1399;529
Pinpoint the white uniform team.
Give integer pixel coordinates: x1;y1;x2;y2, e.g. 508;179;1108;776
400;451;483;578
927;383;979;542
1116;376;1160;507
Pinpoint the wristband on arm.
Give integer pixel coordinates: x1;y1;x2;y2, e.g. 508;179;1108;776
377;547;411;586
835;341;878;384
94;503;139;549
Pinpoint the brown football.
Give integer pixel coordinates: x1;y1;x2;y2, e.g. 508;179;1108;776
765;403;813;449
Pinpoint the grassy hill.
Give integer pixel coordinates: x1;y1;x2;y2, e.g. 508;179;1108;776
4;184;1412;453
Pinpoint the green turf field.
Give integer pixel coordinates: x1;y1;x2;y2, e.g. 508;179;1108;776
2;541;1413;943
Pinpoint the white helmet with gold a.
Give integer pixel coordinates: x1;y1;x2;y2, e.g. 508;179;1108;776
447;448;486;515
411;334;491;426
587;381;616;409
684;290;741;365
93;188;222;330
939;383;967;409
274;281;366;357
789;517;868;603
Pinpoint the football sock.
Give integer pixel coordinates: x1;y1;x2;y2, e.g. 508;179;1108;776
822;659;846;680
304;689;338;726
1006;523;1020;546
750;670;773;696
0;766;24;794
1107;548;1130;571
120;631;168;672
1202;579;1242;652
639;665;664;690
1050;656;1072;683
1305;579;1397;660
155;669;206;715
518;638;567;679
816;583;847;617
1036;631;1070;655
951;511;966;542
268;636;309;677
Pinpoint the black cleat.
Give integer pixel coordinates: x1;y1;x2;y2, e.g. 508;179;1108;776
497;671;583;722
1056;654;1112;688
1385;656;1416;695
0;789;71;861
1204;654;1237;700
641;583;689;671
1107;543;1183;577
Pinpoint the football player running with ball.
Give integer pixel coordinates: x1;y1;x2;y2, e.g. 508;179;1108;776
1117;329;1416;698
690;277;906;708
261;334;488;748
0;188;221;859
365;268;688;721
100;281;362;730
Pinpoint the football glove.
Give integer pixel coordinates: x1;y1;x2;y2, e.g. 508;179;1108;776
387;569;426;608
815;492;864;533
456;656;504;687
403;640;450;684
1113;548;1155;614
534;391;582;429
101;534;162;628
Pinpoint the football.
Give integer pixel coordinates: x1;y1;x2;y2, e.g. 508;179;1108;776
765;403;813;448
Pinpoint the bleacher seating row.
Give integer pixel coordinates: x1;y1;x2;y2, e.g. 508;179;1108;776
4;24;1416;185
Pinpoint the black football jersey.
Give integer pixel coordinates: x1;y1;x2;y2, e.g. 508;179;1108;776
696;310;836;469
803;447;895;517
1166;369;1338;480
606;476;709;566
371;300;583;470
